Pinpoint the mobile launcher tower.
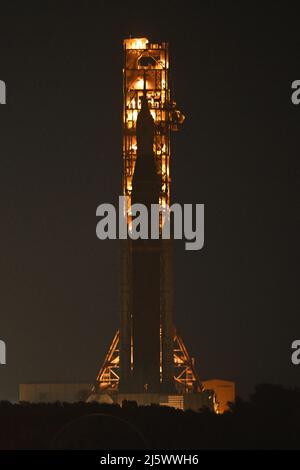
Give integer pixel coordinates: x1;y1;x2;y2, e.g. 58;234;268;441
93;38;216;411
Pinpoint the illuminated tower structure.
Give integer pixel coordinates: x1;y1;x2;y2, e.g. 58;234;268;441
120;37;184;394
94;38;212;406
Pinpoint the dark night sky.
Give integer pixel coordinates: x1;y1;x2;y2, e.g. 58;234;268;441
0;1;299;401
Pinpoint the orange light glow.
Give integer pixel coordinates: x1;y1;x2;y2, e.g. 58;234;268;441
123;38;184;222
124;37;148;50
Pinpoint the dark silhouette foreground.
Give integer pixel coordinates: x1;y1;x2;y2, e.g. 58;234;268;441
0;384;299;449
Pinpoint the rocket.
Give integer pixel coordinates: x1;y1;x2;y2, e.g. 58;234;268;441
129;83;161;393
119;75;175;395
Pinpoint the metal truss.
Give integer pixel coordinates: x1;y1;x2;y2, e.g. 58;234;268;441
95;329;202;394
173;333;203;393
96;330;120;392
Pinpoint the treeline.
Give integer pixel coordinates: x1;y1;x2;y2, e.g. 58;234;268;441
0;384;299;449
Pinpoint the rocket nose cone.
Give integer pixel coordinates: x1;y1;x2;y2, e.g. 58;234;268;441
136;95;155;161
137;96;154;127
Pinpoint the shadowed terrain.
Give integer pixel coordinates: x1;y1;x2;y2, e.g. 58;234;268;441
0;384;299;450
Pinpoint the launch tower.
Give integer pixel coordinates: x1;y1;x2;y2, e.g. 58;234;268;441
93;38;214;410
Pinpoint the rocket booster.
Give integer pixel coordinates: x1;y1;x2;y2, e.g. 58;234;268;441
130;86;161;393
